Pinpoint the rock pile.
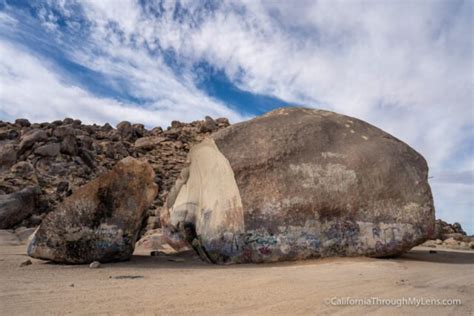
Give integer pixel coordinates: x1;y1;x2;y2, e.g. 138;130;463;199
422;220;473;250
0;116;230;231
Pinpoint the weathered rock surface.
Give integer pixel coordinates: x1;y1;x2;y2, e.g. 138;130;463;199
0;186;40;229
27;157;158;263
163;107;435;263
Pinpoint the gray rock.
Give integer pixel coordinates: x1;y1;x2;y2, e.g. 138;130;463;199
0;186;40;229
199;116;218;133
15;119;31;127
34;143;60;157
53;126;76;139
60;135;77;156
134;136;166;150
89;261;101;269
163;107;435;264
132;123;145;138
27;157;158;264
117;121;132;140
18;129;48;153
0;143;17;170
20;259;32;267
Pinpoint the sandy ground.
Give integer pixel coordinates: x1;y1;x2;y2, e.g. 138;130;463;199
0;245;472;316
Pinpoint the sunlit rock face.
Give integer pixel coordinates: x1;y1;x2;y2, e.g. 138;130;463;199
163;107;435;264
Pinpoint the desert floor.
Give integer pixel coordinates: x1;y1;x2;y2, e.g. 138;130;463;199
0;245;472;316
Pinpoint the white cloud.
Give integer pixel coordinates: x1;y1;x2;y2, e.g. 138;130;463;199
0;40;244;127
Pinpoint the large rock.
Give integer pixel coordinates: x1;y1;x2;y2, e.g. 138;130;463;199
0;186;40;229
18;129;48;153
27;157;158;263
162;107;435;264
0;143;17;170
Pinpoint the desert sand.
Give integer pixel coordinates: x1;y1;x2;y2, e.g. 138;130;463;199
0;244;472;316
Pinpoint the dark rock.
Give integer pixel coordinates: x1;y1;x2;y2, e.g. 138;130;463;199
53;126;75;139
18;129;48;153
57;181;69;193
117;121;132;140
132;124;145;138
60;135;78;156
27;157;158;263
20;259;32;267
216;117;230;126
0;186;41;229
0;129;19;141
77;135;93;150
163;107;435;264
15;119;31;127
199;116;217;133
171;121;183;128
34;143;60;157
101;123;113;132
78;149;95;169
63;118;74;125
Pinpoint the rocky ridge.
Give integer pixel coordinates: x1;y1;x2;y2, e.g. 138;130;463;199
0;116;229;232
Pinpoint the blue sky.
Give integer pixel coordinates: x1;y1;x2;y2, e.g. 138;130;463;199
0;0;472;233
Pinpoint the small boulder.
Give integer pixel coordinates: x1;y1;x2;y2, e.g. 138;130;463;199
0;143;17;170
117;121;132;140
15;118;31;127
134;136;166;150
27;157;158;264
89;261;101;269
63;118;74;125
20;259;32;267
0;186;40;229
199;116;217;133
18;129;48;153
34;143;60;157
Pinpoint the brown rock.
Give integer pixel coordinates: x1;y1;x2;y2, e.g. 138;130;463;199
15;119;31;127
134;136;166;150
27;157;158;263
60;135;78;156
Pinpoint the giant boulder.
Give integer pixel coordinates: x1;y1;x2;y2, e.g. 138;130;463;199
162;107;435;264
27;157;158;263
